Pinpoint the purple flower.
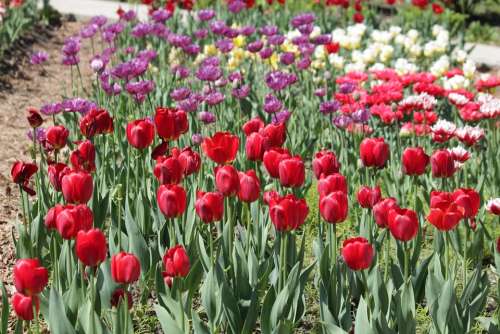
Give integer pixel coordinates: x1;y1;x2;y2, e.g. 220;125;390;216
178;96;199;112
152;8;172;23
268;34;285;46
296;57;311;70
125;80;155;103
62;98;98;114
100;71;122;96
27;127;46;143
111;58;148;81
339;82;356;94
228;0;245;13
198;9;216;21
80;24;98;39
170;87;192;101
215;39;234;53
90;15;107;27
228;71;242;83
263;94;283;114
273;109;291;124
204;90;225;106
247;40;264;53
299;43;315;56
192;133;203;145
183;44;201;56
131;23;153;38
62;37;81;56
137;49;158;61
292;35;309;45
210;20;228;35
90;58;105;73
314;88;326;97
40;102;63;116
352;109;371;123
280;52;295;66
201;56;220;67
298;24;314;35
199;111;216;124
194;28;209;40
259;48;273;59
291;13;316;28
168;34;192;48
320;100;340;114
30;51;48;65
196;65;223;82
312;34;331;45
265;71;294;91
121;10;137;22
232;84;251;99
239;26;255;36
171;65;190;79
62;55;80;66
224;28;239;39
333;114;353;129
151;23;169;38
259;25;278;37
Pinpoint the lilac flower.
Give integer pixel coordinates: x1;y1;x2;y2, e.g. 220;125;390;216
27;128;46;143
333;114;353;129
263;94;283;114
296;57;311;70
339;82;356;94
192;133;203;145
352;109;371;124
194;28;209;40
196;65;222;82
215;39;233;53
80;24;98;39
247;40;263;53
273;109;291;124
268;34;285;46
259;25;278;37
259;48;273;59
152;8;172;23
131;23;153;38
210;20;228;35
232;84;251;99
204;90;225;106
320;100;340;114
228;0;245;14
198;9;216;21
40;102;63;116
199;111;216;124
30;51;48;65
291;12;316;28
170;87;192;101
280;52;295;66
90;15;107;27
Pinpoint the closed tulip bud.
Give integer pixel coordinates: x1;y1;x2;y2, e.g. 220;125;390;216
312;150;340;179
195;191;224;223
402;147;429;176
259;122;286;148
177;147;201;176
263;147;291;178
388;207;419;241
76;228;107;267
320;191;348;224
26;108;43;128
278;156;305;188
111;252;141;284
48;163;71;192
110;288;133;309
70;140;96;173
202;131;239;165
13;258;48;296
342;237;374;271
80;109;114;138
430;149;456;178
44;204;64;229
373;197;399;228
12;293;39;321
245;132;268;161
46;125;69;150
269;194;309;231
215;165;240;196
317;173;347;197
154;107;188;141
452;188;480;218
61;171;93;204
56;204;93;239
126;118;155;149
238;170;261;203
157;184;187;218
242;117;264;136
360;137;389;168
154;155;183;185
357;185;381;209
163;245;190;278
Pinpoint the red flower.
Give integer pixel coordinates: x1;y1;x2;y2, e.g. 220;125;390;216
432;3;443;14
360;137;389;168
242;117;264;136
154;154;183;185
215;165;240;196
126;118;155;149
245;132;268;161
312;150;340;179
278;156;305;188
317;173;347;198
263;190;280;205
56;204;93;239
13;258;48;296
411;0;428;9
452;188;480;218
154;107;188;141
373;198;399;228
263;147;291;178
48;163;71;191
324;42;340;54
151;141;170;160
402;147;430;176
357;185;381;209
176;147;201;176
44;204;63;229
70;140;96;173
111;252;141;284
320;191;348;224
163;245;190;278
497;237;500;253
388;207;419;241
202;132;239;165
195;191;224;223
238;170;260;203
487;199;500;215
76;228;107;267
342;237;374;271
11;161;38;196
157;184;187;218
110;288;133;309
61;171;93;204
259;122;286;148
80;109;114;138
427;191;464;231
269;194;309;232
430;149;456;178
353;12;364;23
12;293;39;321
46;125;69;150
26;108;43;128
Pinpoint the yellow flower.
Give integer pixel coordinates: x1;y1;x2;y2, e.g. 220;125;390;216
233;35;246;48
204;44;218;56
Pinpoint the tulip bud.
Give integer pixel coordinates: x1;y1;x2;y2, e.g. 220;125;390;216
359;137;389;168
238;170;261;203
342;237;374;271
278;156;305;188
154;155;183;185
320;191;348;224
111;252;141;284
312;150;340;179
126;118;155;149
317;173;347;198
70;140;96;173
12;293;39;321
76;228;107;267
201;132;239;165
373;198;399;228
263;147;291;179
56;204;93;239
154;107;188;141
357;185;381;209
26;108;43;128
215;165;240;196
388;207;419;241
61;171;93;204
110;288;133;309
46;125;69;150
157;184;187;218
13;258;48;295
402;147;429;176
163;245;190;278
195;191;224;223
269;194;309;231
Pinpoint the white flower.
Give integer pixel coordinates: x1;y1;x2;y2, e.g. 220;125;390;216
448;146;470;163
463;59;476;78
486;198;500;214
431;119;456;134
452;49;467;63
328;54;344;69
448;93;469;106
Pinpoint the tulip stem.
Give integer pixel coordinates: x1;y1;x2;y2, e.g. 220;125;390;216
178;289;185;332
208;224;214;266
463;219;468;289
404;242;410;282
279;231;288;291
32;302;40;334
384;232;390;282
89;270;96;334
245;202;251;254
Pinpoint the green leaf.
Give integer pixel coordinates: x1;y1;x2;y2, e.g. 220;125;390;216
0;282;9;334
354;297;375;334
221;282;243;333
124;200;150;275
154;304;184;334
48;288;76;334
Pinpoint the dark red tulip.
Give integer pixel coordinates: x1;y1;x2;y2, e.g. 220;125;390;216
430;149;456;178
56;204;93;239
342;237;374;271
360;137;389;168
312;150;340;179
263;147;291;178
48;163;71;192
176;147;201;176
195;191;224;223
151;141;170;160
452;188;480;218
11;161;38;196
164;275;173;288
487;199;500;216
27;108;43;128
242;117;264;136
154;155;183;185
126;118;155;149
46;125;69;150
12;293;39;321
238;170;261;203
317;173;347;198
278;156;305;188
13;259;48;296
110;288;133;309
357;185;381;209
61;171;93;204
320;191;348;224
215;165;240;196
259;122;286;148
157;184;187;218
388;207;419;241
70;140;96;173
44;204;64;229
80;109;114;138
154;107;188;141
202;132;239;165
402;147;429;176
163;245;190;278
76;228;107;267
111;252;141;284
373;197;399;228
245;132;268;161
497;237;500;253
269;194;309;231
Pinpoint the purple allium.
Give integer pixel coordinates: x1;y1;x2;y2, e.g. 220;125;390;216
280;52;295;66
194;28;209;40
90;15;107;27
228;0;246;14
131;23;153;38
204;90;225;106
339;82;356;94
259;48;273;59
247;40;264;53
151;8;172;23
210;20;228;35
170;87;192;101
199;111;216;124
196;65;222;82
352;108;371;124
30;51;49;65
259;25;278;37
333;114;353;129
291;13;316;28
320;100;340;114
27;127;46;143
273;109;292;124
40;102;63;116
198;9;216;21
268;34;285;46
314;88;326;97
296;57;311;70
80;24;98;39
232;84;251;99
263;94;283;114
192;133;203;145
239;26;255;36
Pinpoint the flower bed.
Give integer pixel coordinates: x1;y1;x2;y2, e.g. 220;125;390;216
0;0;38;58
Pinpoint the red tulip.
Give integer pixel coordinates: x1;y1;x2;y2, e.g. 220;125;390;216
56;204;93;239
317;173;347;197
163;245;190;277
111;288;133;309
176;147;201;176
312;150;340;179
154;155;183;185
497;237;500;253
80;109;114;138
353;12;364;23
388;207;419;241
430;190;453;209
27;108;43;128
154;107;188;141
238;170;260;203
452;188;480;219
44;204;64;229
341;237;374;271
48;163;71;191
402;147;429;176
157;184;187;218
430;149;456;178
427;192;464;231
215;165;240;196
195;191;224;223
263;190;280;205
13;258;48;295
151;141;170;160
487;198;500;216
359;137;389;168
201;132;239;165
320;191;348;224
373;197;399;228
46;125;69;150
263;147;291;178
70;140;96;173
432;3;443;14
111;252;141;284
12;293;39;321
242;117;264;136
61;171;93;204
357;185;381;209
259;122;286;148
278;156;305;188
245;132;268;161
76;228;107;267
11;161;38;196
269;194;309;231
126;118;155;149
